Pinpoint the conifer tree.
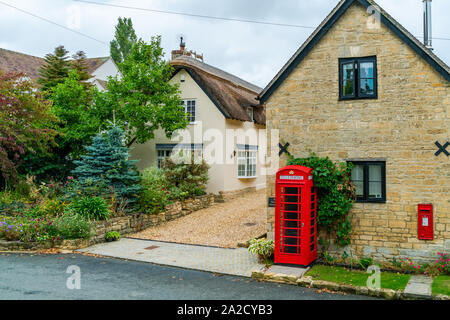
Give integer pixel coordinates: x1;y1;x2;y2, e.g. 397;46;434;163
38;45;70;94
71;50;92;83
72;126;141;203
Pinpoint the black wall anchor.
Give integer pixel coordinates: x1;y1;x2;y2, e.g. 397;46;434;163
435;141;449;157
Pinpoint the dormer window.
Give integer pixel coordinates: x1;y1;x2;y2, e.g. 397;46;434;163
247;107;254;122
339;56;377;100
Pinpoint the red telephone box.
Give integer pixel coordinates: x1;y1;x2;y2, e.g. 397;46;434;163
418;204;433;240
274;165;317;266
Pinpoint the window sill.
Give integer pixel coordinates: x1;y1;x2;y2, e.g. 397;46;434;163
338;96;378;101
238;176;257;179
355;199;386;204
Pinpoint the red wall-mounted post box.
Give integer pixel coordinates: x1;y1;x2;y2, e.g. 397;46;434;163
274;165;317;266
418;204;433;240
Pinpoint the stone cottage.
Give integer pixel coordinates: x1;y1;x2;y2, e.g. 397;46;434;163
259;0;449;262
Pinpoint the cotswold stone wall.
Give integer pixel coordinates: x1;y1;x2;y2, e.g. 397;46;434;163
0;194;215;252
265;3;450;262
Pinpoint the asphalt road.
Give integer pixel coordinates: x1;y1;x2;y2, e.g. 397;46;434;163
0;253;375;300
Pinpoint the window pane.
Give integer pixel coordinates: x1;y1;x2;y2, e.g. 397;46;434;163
342;63;354;97
354;181;364;197
369;181;382;199
360;62;374;78
360;78;374;95
369;165;382;181
351;165;364;197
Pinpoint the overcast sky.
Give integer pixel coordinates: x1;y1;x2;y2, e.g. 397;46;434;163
1;0;449;88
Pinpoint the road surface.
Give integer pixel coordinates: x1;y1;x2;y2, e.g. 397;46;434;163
0;253;375;300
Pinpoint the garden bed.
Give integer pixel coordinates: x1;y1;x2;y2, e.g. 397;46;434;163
0;194;215;252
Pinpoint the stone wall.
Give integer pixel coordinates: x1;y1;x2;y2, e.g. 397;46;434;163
0;194;215;252
264;3;450;263
214;187;257;203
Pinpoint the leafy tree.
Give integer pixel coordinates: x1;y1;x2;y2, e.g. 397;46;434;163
72;126;141;203
38;45;71;95
97;36;188;147
51;70;101;160
0;71;57;187
110;17;137;65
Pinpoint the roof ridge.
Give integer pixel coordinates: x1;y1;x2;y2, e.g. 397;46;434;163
0;47;44;60
171;55;262;94
258;0;450;103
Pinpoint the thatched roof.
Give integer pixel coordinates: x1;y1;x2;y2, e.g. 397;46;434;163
171;55;265;125
0;48;109;80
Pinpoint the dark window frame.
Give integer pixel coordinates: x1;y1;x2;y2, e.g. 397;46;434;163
348;161;386;203
339;56;378;100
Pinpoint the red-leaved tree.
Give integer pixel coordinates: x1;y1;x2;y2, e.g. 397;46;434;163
0;71;57;187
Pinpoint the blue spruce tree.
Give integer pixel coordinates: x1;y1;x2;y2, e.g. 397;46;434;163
72;126;141;203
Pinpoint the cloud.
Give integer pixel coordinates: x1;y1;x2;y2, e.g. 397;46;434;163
0;0;448;87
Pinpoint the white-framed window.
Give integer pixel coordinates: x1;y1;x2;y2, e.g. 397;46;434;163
157;149;172;168
181;99;196;123
237;148;257;178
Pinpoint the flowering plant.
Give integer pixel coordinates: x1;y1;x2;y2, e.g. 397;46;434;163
435;252;449;275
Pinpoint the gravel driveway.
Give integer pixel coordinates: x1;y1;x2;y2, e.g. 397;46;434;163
130;188;267;248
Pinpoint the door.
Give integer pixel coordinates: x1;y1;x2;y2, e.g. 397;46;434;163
278;184;304;256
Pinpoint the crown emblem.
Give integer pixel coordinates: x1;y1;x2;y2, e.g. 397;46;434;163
289;171;294;175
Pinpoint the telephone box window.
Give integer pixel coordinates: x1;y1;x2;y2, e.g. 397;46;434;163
275;166;318;266
349;161;386;203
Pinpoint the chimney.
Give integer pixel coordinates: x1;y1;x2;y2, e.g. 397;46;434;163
171;37;186;60
179;36;185;51
423;0;432;49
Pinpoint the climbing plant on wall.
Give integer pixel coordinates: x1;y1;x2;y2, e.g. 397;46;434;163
287;153;355;247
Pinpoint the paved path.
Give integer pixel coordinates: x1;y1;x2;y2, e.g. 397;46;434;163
0;253;374;300
78;238;264;277
404;275;433;299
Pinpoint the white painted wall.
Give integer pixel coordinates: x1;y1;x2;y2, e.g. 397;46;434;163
91;57;120;81
130;68;266;194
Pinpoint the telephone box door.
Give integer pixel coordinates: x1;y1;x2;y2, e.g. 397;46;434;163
274;165;317;266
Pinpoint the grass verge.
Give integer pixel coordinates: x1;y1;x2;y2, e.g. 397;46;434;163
306;264;411;291
432;275;450;296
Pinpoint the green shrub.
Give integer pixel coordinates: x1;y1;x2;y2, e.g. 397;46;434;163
69;196;110;220
137;167;170;214
248;238;275;264
37;199;67;217
105;231;121;241
162;156;209;200
358;257;374;270
54;212;92;239
287;153;354;246
14;179;31;198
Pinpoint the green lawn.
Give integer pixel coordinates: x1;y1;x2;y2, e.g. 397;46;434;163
432;275;450;296
306;265;411;291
